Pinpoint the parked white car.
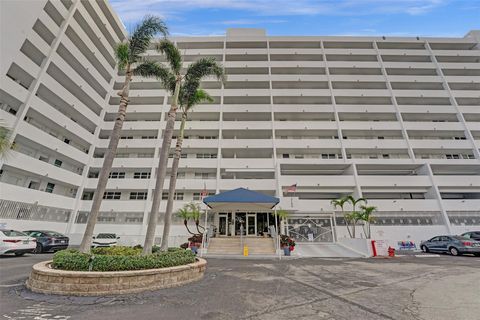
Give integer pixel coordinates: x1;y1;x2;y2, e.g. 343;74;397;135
0;229;36;256
91;233;119;248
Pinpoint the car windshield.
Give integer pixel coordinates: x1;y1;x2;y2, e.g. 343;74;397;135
97;233;116;239
44;231;65;237
1;230;28;237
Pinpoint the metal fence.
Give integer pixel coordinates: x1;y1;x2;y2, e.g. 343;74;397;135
0;199;71;222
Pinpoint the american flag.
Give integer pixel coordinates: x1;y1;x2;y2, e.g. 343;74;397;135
286;183;297;193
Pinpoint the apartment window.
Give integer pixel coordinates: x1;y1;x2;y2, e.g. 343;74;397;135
120;136;133;139
141;136;157;139
103;192;121;200
64;138;70;144
193;192;215;200
162;192;184;200
54;159;62;167
129;192;147;200
45;182;55;193
282;154;290;158
38;155;49;162
28;181;40;190
82;192;94;200
177;172;185;178
195;172;211;179
88;171;99;178
109;172;125;179
133;172;151;179
382;154;390;159
196;153;217;159
321;154;336;159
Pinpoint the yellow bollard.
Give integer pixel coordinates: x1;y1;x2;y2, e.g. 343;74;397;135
243;245;248;256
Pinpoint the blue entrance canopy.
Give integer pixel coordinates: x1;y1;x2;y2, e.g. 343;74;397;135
203;188;280;211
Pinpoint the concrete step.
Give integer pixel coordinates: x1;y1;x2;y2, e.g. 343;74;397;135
207;237;275;255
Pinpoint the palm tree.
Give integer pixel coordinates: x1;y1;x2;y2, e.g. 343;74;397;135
176;204;194;235
359;205;377;239
345;196;366;238
188;203;205;234
276;208;290;235
78;16;168;253
159;89;215;250
331;196;351;237
143;40;225;255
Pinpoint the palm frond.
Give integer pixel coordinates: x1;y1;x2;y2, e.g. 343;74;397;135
189;89;214;108
115;42;129;71
133;60;176;91
129;15;168;63
156;39;182;74
185;57;226;83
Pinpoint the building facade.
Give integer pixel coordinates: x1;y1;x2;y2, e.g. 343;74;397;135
1;0;479;247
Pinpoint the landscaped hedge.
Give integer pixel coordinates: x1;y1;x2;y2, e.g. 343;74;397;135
52;247;196;272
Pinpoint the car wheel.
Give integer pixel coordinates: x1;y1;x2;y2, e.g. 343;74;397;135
15;252;25;256
474;253;480;257
449;247;460;256
35;243;43;254
421;245;429;253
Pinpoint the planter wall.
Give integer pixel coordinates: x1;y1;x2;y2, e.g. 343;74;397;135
26;258;207;296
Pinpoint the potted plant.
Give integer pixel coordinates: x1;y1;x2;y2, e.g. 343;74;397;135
280;235;296;256
188;234;203;254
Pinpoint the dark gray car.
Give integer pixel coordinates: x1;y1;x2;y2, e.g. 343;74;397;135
420;235;480;256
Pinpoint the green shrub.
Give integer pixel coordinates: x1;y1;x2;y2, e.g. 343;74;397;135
52;248;195;272
91;246;141;256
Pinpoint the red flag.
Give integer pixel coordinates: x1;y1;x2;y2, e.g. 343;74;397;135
286;183;297;193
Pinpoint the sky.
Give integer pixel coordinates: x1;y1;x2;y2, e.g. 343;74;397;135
109;0;480;38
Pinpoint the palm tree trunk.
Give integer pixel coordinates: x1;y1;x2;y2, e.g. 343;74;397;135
143;78;181;255
160;111;187;251
185;220;194;235
78;68;132;253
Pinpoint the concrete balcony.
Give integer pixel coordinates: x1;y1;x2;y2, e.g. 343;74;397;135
357;175;431;188
218;179;276;190
342;139;408;149
339;121;401;131
466;122;480;131
91;157;155;168
85;178;150;190
275;139;341;149
367;199;440;212
79;200;146;212
102;121;161;131
223;104;271;113
180;121;220;131
441;199;480;211
97;138;156;149
409;140;474;149
275;121;337;130
433;176;480;188
16;122;90;164
392;90;450;98
182;139;219;149
280;175;356;187
271;89;331;96
332;89;390;97
220;158;274;169
0;182;76;209
167;179;217;190
4;151;83;186
403;122;464;131
221;139;273;149
270;74;328;82
222;121;272;130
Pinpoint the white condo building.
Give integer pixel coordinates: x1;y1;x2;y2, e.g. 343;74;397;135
1;0;479;249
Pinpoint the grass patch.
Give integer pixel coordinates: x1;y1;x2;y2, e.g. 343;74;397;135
52;247;195;272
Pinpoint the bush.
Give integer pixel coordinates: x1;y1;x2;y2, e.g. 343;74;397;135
52;248;196;272
91;246;141;256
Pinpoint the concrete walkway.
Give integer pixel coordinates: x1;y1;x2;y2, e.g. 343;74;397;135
294;243;364;258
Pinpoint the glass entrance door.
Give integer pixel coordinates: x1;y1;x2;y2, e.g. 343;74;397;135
247;214;256;236
218;214;228;236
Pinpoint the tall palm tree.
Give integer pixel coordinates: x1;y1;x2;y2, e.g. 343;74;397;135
78;16;168;253
142;40;225;255
331;196;351;237
359;205;377;239
159;89;215;251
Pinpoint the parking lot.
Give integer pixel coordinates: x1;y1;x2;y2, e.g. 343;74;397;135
1;253;479;320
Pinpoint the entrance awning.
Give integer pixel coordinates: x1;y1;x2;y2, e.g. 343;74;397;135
203;188;280;211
